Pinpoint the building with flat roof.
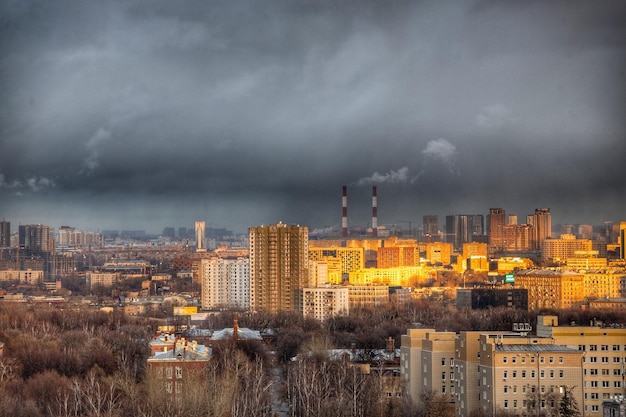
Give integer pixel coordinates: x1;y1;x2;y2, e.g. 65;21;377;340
514;269;584;309
249;222;309;313
300;286;349;321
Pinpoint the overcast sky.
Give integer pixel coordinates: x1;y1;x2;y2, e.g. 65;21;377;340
1;0;625;235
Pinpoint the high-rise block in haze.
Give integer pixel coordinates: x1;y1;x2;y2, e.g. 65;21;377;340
195;221;206;252
0;220;10;248
487;208;506;250
531;208;552;250
18;224;55;253
445;214;484;250
422;215;438;241
249;222;309;313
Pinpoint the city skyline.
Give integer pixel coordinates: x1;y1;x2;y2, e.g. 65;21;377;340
1;1;625;234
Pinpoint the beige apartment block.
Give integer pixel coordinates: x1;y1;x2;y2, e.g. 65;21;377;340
421;332;457;401
537;315;626;416
400;328;437;405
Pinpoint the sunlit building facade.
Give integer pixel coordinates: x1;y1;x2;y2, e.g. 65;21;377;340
249;222;309;313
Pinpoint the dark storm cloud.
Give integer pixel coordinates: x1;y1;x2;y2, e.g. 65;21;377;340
1;0;625;232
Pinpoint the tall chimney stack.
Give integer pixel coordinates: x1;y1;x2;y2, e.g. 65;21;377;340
342;185;348;237
372;186;378;237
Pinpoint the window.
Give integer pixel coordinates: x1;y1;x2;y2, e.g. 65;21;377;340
504;371;508;379
589;357;598;363
531;356;535;364
615;381;622;388
531;370;535;379
522;386;527;394
540;357;545;364
522;370;526;378
442;358;446;366
589;345;597;351
166;367;173;379
590;381;598;387
503;357;508;364
614;357;622;363
175;366;183;379
602;369;610;376
156;367;164;379
504;400;508;408
615;369;622;376
601;345;608;351
549;370;554;378
558;357;563;364
521;357;526;364
513;400;517;408
612;345;620;351
512;371;517;378
504;386;508;393
540;370;545;379
589;369;598;375
602;357;609;363
559;370;564;378
578;345;585;351
442;372;446;381
549;356;554;363
602;381;610;388
512;357;517;364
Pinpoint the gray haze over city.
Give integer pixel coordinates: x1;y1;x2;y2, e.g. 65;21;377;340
1;0;625;234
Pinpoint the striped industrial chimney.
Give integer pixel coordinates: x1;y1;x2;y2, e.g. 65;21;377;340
372;186;378;237
342;185;348;237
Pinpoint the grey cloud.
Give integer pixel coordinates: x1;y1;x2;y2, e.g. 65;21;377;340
1;0;625;232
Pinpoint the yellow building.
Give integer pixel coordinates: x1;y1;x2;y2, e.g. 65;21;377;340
425;242;452;265
463;242;488;259
348;266;426;287
341;284;388;308
542;234;594;264
537;315;626;416
492;257;534;274
581;269;625;301
309;247;364;276
514;269;584;309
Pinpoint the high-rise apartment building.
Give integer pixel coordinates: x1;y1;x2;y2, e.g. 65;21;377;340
532;208;552;250
249;222;309;313
423;215;439;241
200;257;250;310
488;208;506;250
18;224;55;253
195;221;206;252
0;220;10;248
445;215;484;250
619;222;626;259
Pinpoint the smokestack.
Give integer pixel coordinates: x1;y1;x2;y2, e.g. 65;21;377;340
342;185;348;237
372;186;378;237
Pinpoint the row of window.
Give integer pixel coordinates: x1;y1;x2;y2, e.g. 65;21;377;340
502;369;565;379
503;356;562;365
156;366;183;379
579;344;625;351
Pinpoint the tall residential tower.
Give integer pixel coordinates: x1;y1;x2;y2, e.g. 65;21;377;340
249;222;309;313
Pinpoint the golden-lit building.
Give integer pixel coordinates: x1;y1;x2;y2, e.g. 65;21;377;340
542;234;594;264
342;284;388;308
566;257;608;269
463;242;487;259
581;269;625;301
249;222;309;313
537;315;626;416
377;245;418;268
309;247;364;276
348;266;425;287
514;269;584;309
425;242;452;265
492;257;534;274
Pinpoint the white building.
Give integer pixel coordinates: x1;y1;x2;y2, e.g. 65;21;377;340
300;286;349;321
200;257;249;310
